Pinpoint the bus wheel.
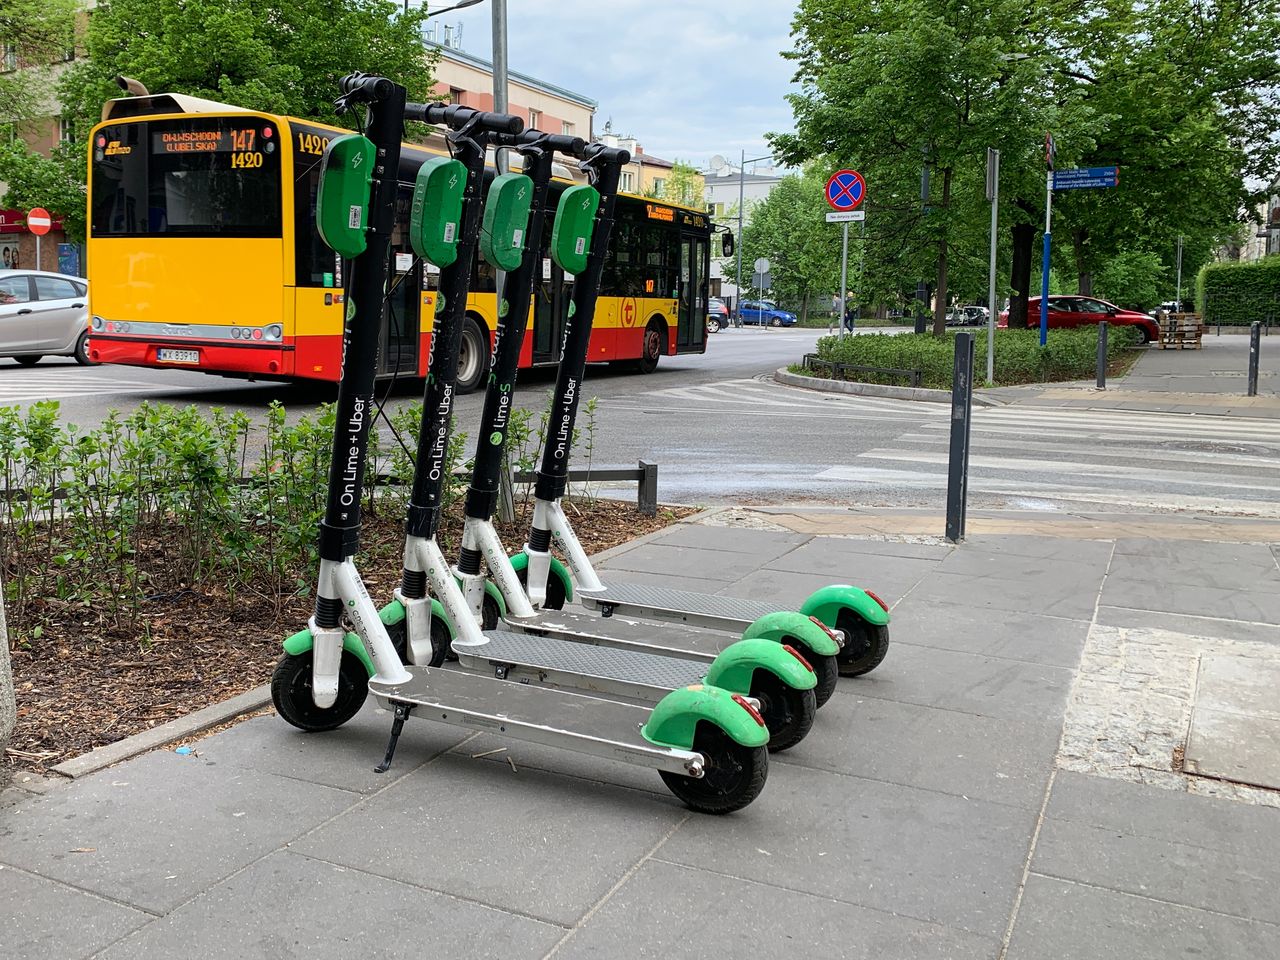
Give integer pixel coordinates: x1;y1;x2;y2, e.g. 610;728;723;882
634;320;663;374
457;315;489;394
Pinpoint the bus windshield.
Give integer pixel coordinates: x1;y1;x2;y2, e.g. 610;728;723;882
91;116;282;238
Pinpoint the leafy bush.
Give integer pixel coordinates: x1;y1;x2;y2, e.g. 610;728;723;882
1198;256;1280;326
805;326;1140;389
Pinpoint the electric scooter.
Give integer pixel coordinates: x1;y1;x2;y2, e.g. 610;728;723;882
406;132;822;749
275;74;774;814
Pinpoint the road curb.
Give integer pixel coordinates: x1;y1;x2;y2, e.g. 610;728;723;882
774;367;1003;406
50;684;273;779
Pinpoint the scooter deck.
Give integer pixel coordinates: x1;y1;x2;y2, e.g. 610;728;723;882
507;608;733;663
578;581;776;633
368;666;700;775
455;628;707;701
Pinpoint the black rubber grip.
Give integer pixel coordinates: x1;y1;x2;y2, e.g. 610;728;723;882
338;72;393;102
410;102;523;135
583;143;630;165
493;130;585;157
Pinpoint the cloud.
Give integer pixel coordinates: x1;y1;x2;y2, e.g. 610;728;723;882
426;0;800;166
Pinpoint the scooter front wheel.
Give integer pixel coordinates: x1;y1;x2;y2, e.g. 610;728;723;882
751;671;817;752
515;566;567;611
659;725;768;814
271;650;368;732
811;653;839;707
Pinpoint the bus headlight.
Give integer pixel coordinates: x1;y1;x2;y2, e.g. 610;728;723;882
265;324;282;341
91;315;105;331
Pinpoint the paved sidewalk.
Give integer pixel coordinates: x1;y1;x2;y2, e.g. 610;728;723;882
4;509;1280;959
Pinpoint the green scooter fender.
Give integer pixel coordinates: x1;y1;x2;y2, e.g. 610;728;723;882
741;610;841;657
641;684;769;750
508;551;574;603
703;637;817;694
282;626;375;677
800;584;890;629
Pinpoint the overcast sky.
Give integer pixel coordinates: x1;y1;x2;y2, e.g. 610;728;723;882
421;0;801;170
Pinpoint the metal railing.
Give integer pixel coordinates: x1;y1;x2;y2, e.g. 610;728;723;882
802;353;923;388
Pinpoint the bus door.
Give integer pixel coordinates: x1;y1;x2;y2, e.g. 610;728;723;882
532;255;572;365
381;186;421;377
676;231;708;350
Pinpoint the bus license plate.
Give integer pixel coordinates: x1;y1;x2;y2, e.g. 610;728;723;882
157;348;199;364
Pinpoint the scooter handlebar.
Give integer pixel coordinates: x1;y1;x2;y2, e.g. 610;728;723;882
582;143;631;166
493;130;586;157
337;72;395;104
408;102;524;136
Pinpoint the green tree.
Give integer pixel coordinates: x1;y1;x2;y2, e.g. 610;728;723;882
0;0;78;123
656;160;704;209
0;141;86;240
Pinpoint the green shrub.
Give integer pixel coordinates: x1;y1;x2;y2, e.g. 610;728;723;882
805;326;1139;389
1198;257;1280;326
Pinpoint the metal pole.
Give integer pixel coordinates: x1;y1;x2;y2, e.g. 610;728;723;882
1096;320;1107;390
945;332;975;542
735;148;745;327
1040;171;1052;347
1248;321;1261;396
838;221;849;339
987;148;999;383
491;0;509;173
35;233;41;271
915;159;930;334
1175;234;1183;310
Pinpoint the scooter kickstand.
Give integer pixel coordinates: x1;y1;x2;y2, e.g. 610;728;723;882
375;703;414;773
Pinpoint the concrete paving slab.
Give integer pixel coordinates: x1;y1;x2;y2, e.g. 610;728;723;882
778;690;1058;809
1095;604;1280;646
650;522;809;557
2;866;149;960
1194;654;1280;721
809;536;957;562
1034;816;1280;924
888;597;1090;668
1113;537;1280;565
292;750;684;926
662;762;1036;939
1046;771;1280;859
554;858;998;960
1099;577;1280;624
853;643;1075;724
589;568;726;596
1006;874;1280;960
193;702;471;795
93;850;563;960
446;732;668;798
1186;707;1280;790
763;539;940;586
903;569;1103;621
940;536;1114;565
1108;549;1280;593
597;542;765;582
718;565;925;608
0;751;355;914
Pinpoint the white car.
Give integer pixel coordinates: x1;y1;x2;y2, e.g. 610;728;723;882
0;270;94;366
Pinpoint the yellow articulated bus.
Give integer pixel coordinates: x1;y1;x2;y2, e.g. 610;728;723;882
86;92;711;392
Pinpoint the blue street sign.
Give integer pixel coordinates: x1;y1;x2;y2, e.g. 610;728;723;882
1052;166;1119;190
826;169;866;211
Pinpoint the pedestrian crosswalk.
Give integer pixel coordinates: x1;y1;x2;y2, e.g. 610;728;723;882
816;405;1280;515
0;367;171;405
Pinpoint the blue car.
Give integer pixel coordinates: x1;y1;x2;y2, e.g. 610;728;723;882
739;300;798;327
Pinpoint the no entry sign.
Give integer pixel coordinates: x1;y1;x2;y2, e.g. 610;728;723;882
27;208;53;236
825;170;865;211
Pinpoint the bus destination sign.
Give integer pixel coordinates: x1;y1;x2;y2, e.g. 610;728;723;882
152;126;270;155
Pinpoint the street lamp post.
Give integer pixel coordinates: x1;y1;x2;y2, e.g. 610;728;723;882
735;150;774;327
406;0;484;15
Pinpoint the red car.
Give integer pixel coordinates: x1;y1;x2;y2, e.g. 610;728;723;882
998;295;1158;344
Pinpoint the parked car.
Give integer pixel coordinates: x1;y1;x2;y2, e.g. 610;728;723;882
706;296;729;333
946;305;989;327
998;295;1158;344
0;270;95;366
739;299;798;327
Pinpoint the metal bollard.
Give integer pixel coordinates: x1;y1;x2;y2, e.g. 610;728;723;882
945;333;975;543
1096;321;1107;390
1248;322;1261;397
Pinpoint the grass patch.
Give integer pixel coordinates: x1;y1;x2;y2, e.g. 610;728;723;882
794;326;1141;389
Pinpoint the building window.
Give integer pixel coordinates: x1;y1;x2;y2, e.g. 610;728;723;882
3;45;16;72
528;108;541;130
652;177;665;196
448;87;463;105
59;116;74;142
621;171;636;192
561;121;574;136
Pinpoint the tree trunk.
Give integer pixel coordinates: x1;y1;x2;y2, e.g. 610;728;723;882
1008;203;1035;329
1072;227;1092;295
932;167;952;336
800;290;809;324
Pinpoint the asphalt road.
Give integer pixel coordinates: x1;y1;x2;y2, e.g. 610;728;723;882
4;326;1278;517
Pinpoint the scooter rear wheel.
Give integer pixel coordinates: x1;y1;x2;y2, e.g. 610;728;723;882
271;650;368;732
515;566;567;611
836;610;890;677
810;653;839;707
659;725;769;814
751;671;816;752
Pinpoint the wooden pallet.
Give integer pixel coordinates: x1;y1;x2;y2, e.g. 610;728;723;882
1159;313;1203;350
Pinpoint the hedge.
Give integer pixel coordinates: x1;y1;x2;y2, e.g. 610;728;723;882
1198;256;1280;326
802;326;1140;389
